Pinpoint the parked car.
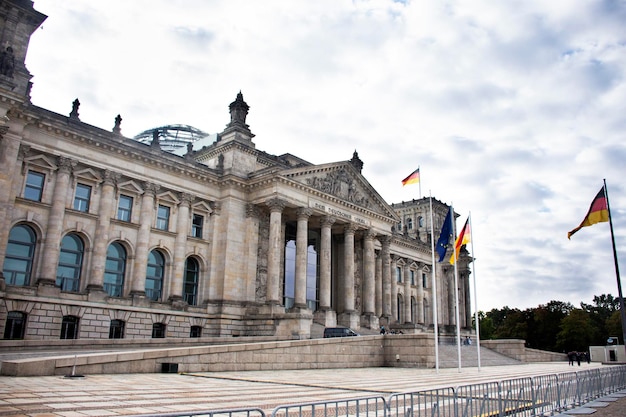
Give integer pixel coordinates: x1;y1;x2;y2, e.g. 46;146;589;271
323;327;359;338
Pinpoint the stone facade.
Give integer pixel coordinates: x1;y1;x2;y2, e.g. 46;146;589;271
0;1;471;344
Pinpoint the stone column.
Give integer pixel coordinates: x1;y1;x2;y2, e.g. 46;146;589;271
391;256;398;322
404;262;412;323
130;182;159;297
169;193;193;302
342;223;356;313
266;198;286;305
294;207;313;309
464;270;472;328
38;157;75;285
0;130;23;282
448;273;456;326
244;204;261;301
380;236;392;321
362;229;376;315
87;170;118;293
416;264;424;323
318;216;335;310
375;250;382;317
361;229;378;329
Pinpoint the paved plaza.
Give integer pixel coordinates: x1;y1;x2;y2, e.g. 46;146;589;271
0;362;625;416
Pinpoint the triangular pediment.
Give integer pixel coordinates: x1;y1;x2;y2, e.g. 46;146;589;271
192;201;213;214
280;162;399;220
24;154;57;171
73;168;102;182
118;180;144;194
156;191;180;205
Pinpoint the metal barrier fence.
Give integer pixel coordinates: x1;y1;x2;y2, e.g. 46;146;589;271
271;396;387;417
130;408;267;417
130;366;626;417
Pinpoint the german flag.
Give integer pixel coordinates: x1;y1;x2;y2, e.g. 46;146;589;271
450;217;470;265
568;187;609;239
401;168;420;186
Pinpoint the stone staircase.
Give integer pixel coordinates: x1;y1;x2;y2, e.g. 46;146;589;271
437;343;522;368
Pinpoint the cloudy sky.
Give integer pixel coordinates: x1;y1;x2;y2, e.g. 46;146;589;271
24;0;626;312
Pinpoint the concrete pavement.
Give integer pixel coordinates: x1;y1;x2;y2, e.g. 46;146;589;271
0;362;620;416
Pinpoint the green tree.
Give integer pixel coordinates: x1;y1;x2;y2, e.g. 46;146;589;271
605;310;623;343
581;294;620;346
527;300;574;351
556;309;598;352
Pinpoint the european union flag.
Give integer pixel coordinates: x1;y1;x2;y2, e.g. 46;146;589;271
436;207;453;262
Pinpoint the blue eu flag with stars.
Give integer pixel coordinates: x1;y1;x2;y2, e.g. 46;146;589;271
436;207;453;262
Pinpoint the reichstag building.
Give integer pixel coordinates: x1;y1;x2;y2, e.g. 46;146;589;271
0;0;471;342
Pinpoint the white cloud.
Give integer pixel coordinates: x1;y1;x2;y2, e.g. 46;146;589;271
26;0;626;311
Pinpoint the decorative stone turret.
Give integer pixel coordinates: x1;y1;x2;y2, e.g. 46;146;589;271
350;150;363;173
218;91;255;144
0;1;47;101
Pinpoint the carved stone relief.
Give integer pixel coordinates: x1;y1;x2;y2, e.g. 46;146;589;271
305;168;375;212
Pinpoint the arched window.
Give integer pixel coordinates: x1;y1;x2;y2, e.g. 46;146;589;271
397;294;404;323
104;242;126;297
407;218;413;230
3;224;36;286
411;296;417;323
109;319;125;339
183;257;199;306
152;323;166;338
60;315;79;339
56;234;84;292
3;311;26;339
146;250;165;301
418;216;424;227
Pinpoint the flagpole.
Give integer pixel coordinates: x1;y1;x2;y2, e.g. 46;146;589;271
429;191;439;372
451;203;462;372
604;179;626;351
469;213;481;371
418;166;422;199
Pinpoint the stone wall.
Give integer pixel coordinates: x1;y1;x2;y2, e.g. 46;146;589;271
481;339;567;362
1;334;437;376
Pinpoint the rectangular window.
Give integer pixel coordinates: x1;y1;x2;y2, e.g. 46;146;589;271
410;270;415;285
117;195;133;222
73;183;91;212
191;214;204;238
396;266;402;283
24;171;45;201
422;272;427;288
156;205;170;230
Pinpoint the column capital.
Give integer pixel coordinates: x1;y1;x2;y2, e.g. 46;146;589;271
102;169;120;186
320;215;336;228
58;156;76;174
296;207;313;220
343;223;358;234
143;182;160;196
246;203;262;218
266;197;287;213
364;228;377;240
180;192;195;206
209;201;222;215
